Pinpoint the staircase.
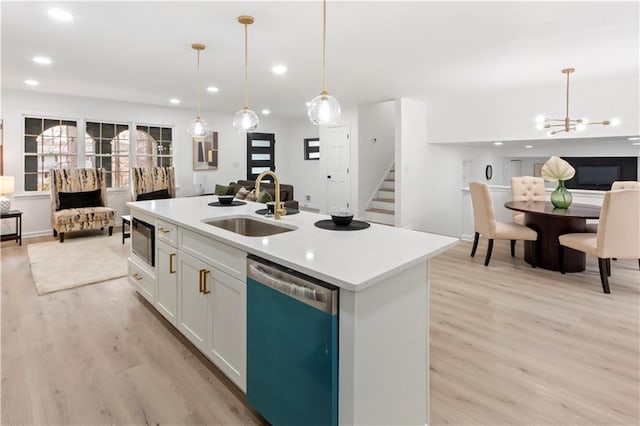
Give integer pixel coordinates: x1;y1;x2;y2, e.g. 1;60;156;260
365;165;395;225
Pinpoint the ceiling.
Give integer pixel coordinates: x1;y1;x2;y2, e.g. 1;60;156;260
2;1;638;120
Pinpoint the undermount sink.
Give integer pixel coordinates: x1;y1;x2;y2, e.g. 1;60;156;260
203;216;297;237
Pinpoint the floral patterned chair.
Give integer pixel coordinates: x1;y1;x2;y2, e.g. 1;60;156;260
131;167;176;201
50;168;116;242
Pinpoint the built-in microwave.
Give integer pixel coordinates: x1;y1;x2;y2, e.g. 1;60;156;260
132;217;155;267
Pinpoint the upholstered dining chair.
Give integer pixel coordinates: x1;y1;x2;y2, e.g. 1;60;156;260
585;181;640;233
510;176;546;225
469;182;538;266
559;189;640;294
131;167;176;201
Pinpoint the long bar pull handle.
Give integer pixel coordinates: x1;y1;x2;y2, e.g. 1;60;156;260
202;270;210;295
169;253;176;274
199;269;205;293
159;227;170;233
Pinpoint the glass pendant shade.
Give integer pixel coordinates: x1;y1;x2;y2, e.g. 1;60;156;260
188;117;210;137
307;93;341;125
233;108;259;132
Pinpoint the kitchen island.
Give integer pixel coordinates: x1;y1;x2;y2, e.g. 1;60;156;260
127;195;457;425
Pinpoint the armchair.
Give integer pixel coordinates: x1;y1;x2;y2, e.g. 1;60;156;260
131;167;176;201
50;168;116;242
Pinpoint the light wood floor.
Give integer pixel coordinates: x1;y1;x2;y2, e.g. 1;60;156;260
2;234;639;425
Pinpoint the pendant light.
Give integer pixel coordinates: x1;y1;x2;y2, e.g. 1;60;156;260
307;0;341;126
233;15;259;132
187;43;210;137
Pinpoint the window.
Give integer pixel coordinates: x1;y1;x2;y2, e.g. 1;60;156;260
86;121;129;188
304;137;320;160
246;133;275;180
136;125;173;168
24;117;78;191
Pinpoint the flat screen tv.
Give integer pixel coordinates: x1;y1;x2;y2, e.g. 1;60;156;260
564;157;637;190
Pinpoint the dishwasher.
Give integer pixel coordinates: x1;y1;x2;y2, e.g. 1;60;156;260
247;255;338;426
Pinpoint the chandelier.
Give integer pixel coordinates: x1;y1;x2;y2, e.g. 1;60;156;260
536;68;620;136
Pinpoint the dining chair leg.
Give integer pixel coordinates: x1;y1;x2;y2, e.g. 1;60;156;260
598;257;611;294
560;245;565;274
484;239;494;266
510;240;516;257
470;232;480;257
606;258;611;277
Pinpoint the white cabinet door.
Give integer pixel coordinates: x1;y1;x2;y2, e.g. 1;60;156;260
177;252;211;353
208;269;247;392
156;239;178;325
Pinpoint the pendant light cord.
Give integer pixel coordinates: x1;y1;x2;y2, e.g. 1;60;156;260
565;70;570;123
196;48;201;119
322;0;327;94
244;22;249;109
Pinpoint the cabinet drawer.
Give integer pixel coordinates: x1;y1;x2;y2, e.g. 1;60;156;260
178;228;246;281
128;257;155;303
156;220;177;246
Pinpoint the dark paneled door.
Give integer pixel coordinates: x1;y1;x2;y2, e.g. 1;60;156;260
246;133;275;181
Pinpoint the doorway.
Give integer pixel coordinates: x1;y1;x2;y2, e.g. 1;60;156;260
325;126;350;212
246;133;275;181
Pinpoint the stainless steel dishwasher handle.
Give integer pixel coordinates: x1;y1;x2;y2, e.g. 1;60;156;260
248;262;337;314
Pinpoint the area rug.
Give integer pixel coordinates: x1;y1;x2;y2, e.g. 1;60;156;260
28;235;129;295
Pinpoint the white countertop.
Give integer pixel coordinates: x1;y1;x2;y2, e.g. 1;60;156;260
128;196;458;291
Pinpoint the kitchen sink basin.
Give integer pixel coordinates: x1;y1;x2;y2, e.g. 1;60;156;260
203;216;297;237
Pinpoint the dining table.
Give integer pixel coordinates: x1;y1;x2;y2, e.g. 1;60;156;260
504;201;601;272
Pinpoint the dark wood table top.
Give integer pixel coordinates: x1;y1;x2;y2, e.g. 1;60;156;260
504;201;601;219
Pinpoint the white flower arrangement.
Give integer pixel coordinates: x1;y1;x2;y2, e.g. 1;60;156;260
541;156;575;182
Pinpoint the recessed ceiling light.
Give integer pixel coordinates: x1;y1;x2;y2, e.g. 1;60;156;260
48;8;73;22
25;79;39;86
493;142;503;146
169;98;180;104
525;145;533;149
207;86;219;93
261;109;270;115
628;136;640;141
632;142;640;146
33;56;52;65
272;65;287;75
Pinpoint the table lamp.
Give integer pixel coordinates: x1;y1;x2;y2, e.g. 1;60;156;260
0;176;15;214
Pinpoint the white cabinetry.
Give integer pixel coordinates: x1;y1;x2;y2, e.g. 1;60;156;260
156;239;178;325
128;256;155;303
177;251;212;354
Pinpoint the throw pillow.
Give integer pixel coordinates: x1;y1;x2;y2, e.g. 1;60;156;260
137;188;171;201
214;184;232;196
58;189;103;210
245;189;258;202
235;186;251;200
258;190;273;204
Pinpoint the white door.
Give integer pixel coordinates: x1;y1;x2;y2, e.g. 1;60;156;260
325;126;350;212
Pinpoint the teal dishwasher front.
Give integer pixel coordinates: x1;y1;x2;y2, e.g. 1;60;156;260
247;255;338;426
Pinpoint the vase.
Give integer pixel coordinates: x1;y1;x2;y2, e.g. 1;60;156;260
550;180;572;209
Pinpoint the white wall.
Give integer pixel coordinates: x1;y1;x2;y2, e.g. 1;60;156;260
276;119;321;209
1;89;290;236
425;72;640;143
395;98;428;230
357;100;395;217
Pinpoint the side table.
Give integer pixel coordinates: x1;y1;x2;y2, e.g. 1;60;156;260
1;210;23;246
122;215;131;244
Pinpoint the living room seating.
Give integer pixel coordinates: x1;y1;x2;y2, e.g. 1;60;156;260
559;189;640;294
50;168;116;243
228;179;299;209
132;167;176;201
510;176;546;225
469;182;538;266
